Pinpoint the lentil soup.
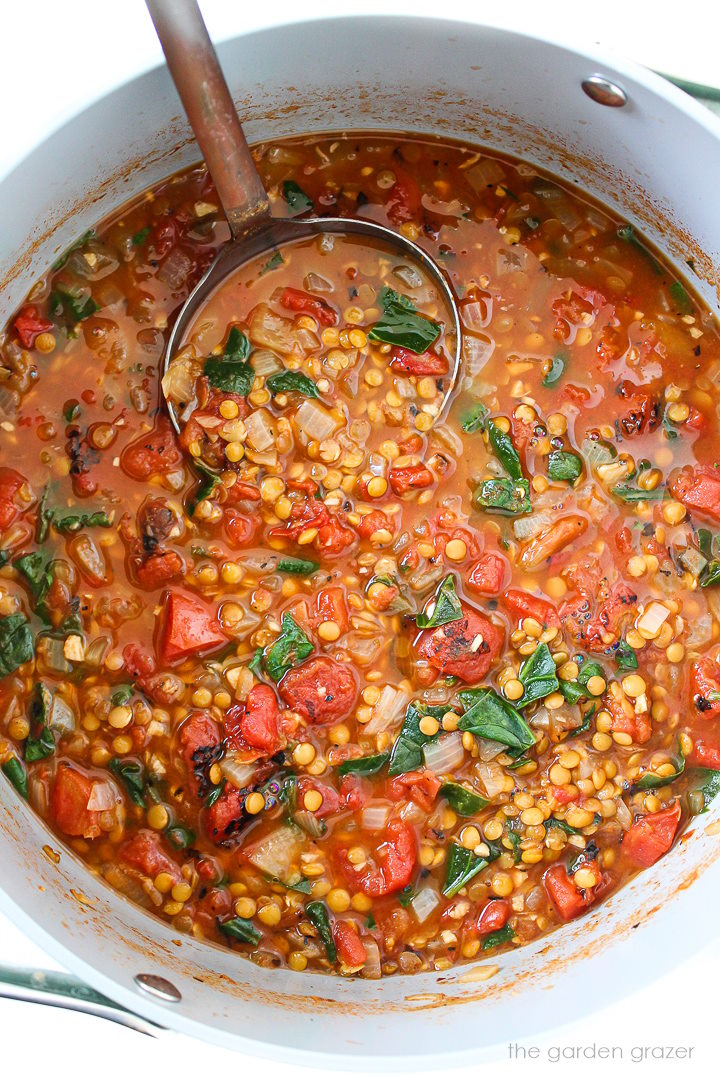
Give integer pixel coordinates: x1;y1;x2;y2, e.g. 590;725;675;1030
2;134;720;979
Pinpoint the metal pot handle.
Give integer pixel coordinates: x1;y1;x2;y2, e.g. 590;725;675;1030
0;966;162;1037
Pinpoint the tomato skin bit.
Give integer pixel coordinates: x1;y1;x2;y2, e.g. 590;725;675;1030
388;464;434;496
179;712;221;797
691;657;720;720
310;587;349;636
670;465;720;524
341;820;417;897
621;803;681;867
279;287;337;326
543;863;593;921
477;899;511;935
119;830;180;882
332;921;367;967
13;305;53;348
51;763;102;840
225;685;282;755
390;346;449;376
386;167;422;225
157;591;227;665
388;769;441;812
502;589;560;629
121;416;183;480
279;657;358;724
415;602;504;682
0;468;27;531
356;509;393;541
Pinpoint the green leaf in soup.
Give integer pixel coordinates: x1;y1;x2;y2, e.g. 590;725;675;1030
629;746;685;795
51;229;95;271
482;923;515;950
263;613;314;682
443;840;501;897
516;642;559;708
283;180;313;216
486;420;523;480
0;614;34;677
259;251;284;275
615;639;638;671
24;726;55;762
204;326;254;394
13;551;54;606
336;752;390;778
2;757;28;799
29;683;52;727
48;508;111;533
49;286;99;324
472;476;531;516
204;779;226;808
132;226;151;246
219;916;262;945
111;684;133;707
701;562;720;588
458;689;535;752
109;758;147;808
266;371;319;398
388;701;447;776
542;351;567;388
247;648;264;678
367;287;441;354
668;280;693;315
611;485;666;503
166;823;196;850
187;460;220;517
558;658;606;705
548;450;583;483
277;556;320;576
545;816;585;836
416;575;463;629
460;402;488;434
438;782;489;816
305;900;337;961
688;769;720;813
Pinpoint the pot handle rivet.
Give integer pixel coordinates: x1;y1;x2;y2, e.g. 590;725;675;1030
581;75;628;107
134;973;182;1003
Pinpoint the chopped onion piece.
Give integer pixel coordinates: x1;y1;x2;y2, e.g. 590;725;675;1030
460;300;490;332
513;512;551;541
87;780;120;812
687;612;713;647
244;409;276;452
296;400;339;442
410;887;441;924
462;334;494;377
636;602;670;638
361;801;391;831
364;684;409;734
361;939;382;980
248;303;296;353
49;696;76;735
250;348;283;377
162;349;199;404
304;272;333;293
477;737;506;762
581;439;614;470
400;800;426;824
220;755;257;791
475;760;506;799
422;731;464;773
245;825;303;880
393;264;423;289
616;798;632;830
679;547;707;577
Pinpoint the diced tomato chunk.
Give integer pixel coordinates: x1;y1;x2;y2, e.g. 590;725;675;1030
120;416;183;480
476;899;511;935
385;167;423;226
224;685;283;755
135;550;184;590
621;802;681;867
122;642;156;679
602;691;651;744
206;786;247;846
224;508;262;548
13;305;53;348
690;656;720;720
0;468;27;531
51;763;102;840
543;863;595;921
310;587;349;636
388;464;434;496
390;346;449;376
279;657;358;724
468;552;509;595
297;777;341;819
415;602;504;682
157;591;227;665
502;588;560;629
341;820;417;897
279;287;337;326
356;509;393;541
179;711;221;797
332;920;367;967
119;829;180;881
615;380;660;437
388;769;441;812
670;465;720;525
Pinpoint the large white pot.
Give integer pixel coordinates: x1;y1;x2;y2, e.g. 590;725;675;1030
1;15;720;1068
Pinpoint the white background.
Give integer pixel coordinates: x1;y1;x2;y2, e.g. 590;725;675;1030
1;1;719;1076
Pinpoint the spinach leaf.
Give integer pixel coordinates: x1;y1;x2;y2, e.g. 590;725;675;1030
701;562;720;589
690;769;720;812
506;828;522;863
546;816;584;836
398;884;417;908
24;726;55;762
166;823;195;850
205;779;226;808
132;226;151;246
542;351;567;388
439;782;489;816
48;509;111;533
472;477;531;516
49;287;99;324
109;758;147;808
111;684;133;707
458;689;535;751
0;614;34;677
388;701;447;776
629;746;685;794
615;640;638;672
487;420;523;480
482;924;515;950
443;840;501;897
277;556;319;576
219;916;262;946
460;403;488;434
203;327;255;395
248;648;264;677
187;460;220;517
259;251;284;275
558;659;606;705
516;641;559;708
283;180;313;216
266;371;319;398
416;575;462;629
336;753;389;777
368;287;441;354
263;613;314;682
612;485;666;502
29;683;52;727
668;281;692;315
13;551;54;607
548;450;583;483
305;901;337;961
2;758;28;799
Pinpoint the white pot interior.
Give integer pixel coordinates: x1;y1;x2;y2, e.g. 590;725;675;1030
1;16;719;1066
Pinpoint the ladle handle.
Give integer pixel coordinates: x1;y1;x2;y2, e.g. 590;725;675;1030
145;0;271;241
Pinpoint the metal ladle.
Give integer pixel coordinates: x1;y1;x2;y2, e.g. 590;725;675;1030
145;0;462;436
